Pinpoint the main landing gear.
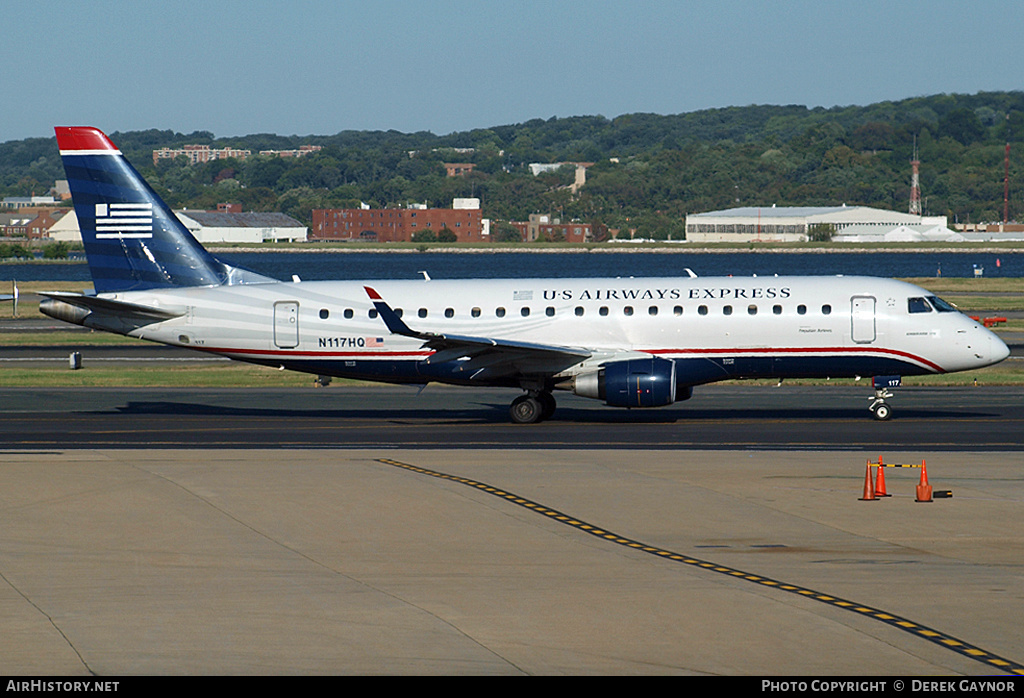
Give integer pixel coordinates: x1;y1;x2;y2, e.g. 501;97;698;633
510;391;556;424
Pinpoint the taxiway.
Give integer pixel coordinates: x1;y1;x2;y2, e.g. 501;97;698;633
0;386;1021;675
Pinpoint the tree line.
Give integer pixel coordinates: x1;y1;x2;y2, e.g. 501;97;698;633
3;91;1024;238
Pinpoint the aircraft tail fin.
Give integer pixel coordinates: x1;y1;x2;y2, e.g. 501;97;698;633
55;127;274;293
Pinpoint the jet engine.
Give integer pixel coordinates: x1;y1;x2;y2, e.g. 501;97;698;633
572;357;680;408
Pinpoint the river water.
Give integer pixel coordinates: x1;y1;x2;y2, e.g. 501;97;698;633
2;250;1022;283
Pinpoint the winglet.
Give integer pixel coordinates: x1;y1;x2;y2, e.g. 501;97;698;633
364;286;419;338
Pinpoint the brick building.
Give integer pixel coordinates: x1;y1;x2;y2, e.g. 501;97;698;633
510;214;592;243
312;200;484;243
154;144;322;166
1;209;67;238
153;144;252;166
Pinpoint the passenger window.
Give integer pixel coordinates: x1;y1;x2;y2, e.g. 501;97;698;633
368;309;378;319
723;305;733;316
418;308;428;318
574;306;584;317
471;307;481;318
773;305;782;315
599;306;609;316
444;308;454;318
496;307;505;317
319;308;329;320
748;305;757;315
395;308;403;318
545;307;555;317
344;309;354;319
623;306;634;316
673;306;683;316
908;297;933;313
698;305;708;315
648;306;658;316
521;307;530;317
821;304;832;315
797;305;807;315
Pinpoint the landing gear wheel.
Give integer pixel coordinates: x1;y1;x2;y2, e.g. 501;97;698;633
537;392;556;421
510;395;543;424
871;402;892;421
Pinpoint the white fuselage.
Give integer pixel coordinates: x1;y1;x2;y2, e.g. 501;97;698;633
103;274;1008;387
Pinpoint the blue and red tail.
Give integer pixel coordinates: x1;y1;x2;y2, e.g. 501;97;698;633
55;127;272;293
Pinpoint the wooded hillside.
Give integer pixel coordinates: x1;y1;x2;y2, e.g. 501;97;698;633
4;91;1023;238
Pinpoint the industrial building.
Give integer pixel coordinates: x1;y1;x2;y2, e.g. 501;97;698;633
176;211;307;243
47;210;307;243
685;205;955;243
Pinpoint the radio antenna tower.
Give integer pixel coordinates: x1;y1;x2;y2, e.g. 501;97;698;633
1004;116;1011;226
909;135;922;215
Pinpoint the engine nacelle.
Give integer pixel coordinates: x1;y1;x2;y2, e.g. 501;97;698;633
573;357;678;408
39;298;90;326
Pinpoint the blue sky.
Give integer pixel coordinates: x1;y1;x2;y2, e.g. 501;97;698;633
5;0;1023;142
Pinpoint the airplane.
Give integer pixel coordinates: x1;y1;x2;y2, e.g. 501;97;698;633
42;126;1010;424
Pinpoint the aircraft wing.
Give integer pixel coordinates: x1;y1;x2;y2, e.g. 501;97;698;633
364;286;591;378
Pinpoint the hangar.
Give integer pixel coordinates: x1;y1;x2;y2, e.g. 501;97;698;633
176;211;307;243
47;210;307;244
685;205;950;243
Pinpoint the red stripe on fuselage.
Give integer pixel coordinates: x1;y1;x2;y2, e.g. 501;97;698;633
197;347;433;358
192;344;944;372
646;346;945;372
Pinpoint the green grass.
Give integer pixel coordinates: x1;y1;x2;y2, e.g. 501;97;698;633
0;363;340;388
2;276;1022;388
0;330;145;346
901;277;1024;293
725;362;1024;388
2;360;1020;389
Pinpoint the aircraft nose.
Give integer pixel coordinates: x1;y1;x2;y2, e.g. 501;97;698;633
991;333;1011;364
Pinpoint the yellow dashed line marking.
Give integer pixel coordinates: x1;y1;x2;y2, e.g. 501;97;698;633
377;457;1024;675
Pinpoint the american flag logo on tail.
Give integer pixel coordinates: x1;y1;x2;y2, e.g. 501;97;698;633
95;202;154;239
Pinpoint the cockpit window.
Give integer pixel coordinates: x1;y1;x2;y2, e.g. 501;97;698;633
928;296;958;313
908;297;932;313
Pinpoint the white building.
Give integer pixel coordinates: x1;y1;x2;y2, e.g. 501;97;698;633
832;223;964;243
176;211;307;243
45;210;308;243
685;205;950;243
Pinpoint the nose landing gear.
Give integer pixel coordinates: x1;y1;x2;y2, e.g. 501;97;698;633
869;392;893;420
868;376;900;421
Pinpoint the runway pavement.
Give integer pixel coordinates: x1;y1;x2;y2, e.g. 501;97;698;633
0;447;1021;675
1;385;1022;675
0;384;1022;450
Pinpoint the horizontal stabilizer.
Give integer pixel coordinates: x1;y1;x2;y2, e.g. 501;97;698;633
39;291;182;334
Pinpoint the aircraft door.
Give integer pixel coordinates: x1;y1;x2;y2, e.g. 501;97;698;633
851;296;876;343
274;301;300;348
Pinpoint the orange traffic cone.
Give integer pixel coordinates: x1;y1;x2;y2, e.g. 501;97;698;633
915;459;933;503
874;458;890;497
859;462;877;501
